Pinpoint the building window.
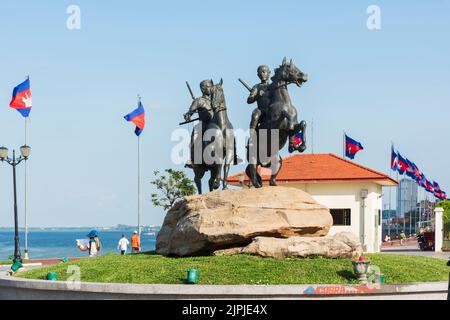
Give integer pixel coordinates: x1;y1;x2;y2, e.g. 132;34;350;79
330;209;351;226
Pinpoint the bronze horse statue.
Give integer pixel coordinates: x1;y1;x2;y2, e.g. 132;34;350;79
186;80;237;194
245;58;308;188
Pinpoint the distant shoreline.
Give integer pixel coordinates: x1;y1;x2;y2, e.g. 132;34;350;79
0;226;161;232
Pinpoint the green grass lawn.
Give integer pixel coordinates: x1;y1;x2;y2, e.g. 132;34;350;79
16;253;450;285
0;261;12;266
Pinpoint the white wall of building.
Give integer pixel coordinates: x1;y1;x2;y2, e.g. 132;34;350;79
287;182;383;253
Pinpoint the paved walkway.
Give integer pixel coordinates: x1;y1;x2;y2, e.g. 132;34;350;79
0;263;43;277
381;242;450;260
0;265;11;277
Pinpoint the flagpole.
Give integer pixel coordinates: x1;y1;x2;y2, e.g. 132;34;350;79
311;118;314;154
419;186;422;230
342;131;345;158
409;180;412;238
137;95;142;239
388;143;393;239
396;170;399;236
24;75;30;261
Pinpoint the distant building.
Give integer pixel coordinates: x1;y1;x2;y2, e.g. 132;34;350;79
396;178;418;218
416;199;436;225
228;154;398;253
395;178;420;235
382;209;396;221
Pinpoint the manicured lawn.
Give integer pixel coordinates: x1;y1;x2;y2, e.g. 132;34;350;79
0;261;12;266
16;253;449;285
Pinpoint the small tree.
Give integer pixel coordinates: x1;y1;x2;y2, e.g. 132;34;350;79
150;169;196;211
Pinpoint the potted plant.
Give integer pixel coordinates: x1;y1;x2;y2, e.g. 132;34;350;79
351;255;371;284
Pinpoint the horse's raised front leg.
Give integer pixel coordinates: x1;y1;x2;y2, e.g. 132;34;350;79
289;120;307;153
297;120;307;153
283;104;298;132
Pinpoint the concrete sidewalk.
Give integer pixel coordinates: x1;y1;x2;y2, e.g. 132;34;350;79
0;263;43;278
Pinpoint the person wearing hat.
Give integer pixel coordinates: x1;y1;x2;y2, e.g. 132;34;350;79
131;231;141;254
78;230;101;257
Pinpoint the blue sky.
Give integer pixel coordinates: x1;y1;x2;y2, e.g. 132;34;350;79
0;1;449;227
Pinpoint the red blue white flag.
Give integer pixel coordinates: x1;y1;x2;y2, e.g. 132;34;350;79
411;162;423;182
293;131;303;147
391;145;398;172
124;101;145;136
396;152;409;175
9;78;32;118
344;134;364;160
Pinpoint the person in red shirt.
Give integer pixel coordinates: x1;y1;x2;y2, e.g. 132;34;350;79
131;231;141;253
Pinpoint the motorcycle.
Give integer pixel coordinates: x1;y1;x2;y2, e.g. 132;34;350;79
417;231;435;251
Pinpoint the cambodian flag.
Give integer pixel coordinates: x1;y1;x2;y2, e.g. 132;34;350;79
433;182;445;199
345;134;364;160
433;182;442;194
9;78;32;118
391;146;398;172
293;131;303;147
424;179;434;193
412;162;423;182
405;158;416;179
418;174;426;188
124;101;145;136
396;152;409;175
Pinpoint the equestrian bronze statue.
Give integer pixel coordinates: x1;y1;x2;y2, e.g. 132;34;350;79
240;57;308;188
182;79;238;194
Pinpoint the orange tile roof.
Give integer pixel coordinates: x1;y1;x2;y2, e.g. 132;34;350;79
228;153;398;186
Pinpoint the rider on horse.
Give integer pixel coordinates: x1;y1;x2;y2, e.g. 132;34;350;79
247;65;272;130
184;80;214;168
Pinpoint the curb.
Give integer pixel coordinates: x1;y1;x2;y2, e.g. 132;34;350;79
0;274;448;300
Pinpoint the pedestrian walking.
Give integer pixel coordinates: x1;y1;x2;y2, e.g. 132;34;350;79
400;230;406;246
117;234;130;255
131;230;141;253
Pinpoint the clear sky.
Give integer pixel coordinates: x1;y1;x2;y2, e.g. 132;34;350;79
0;1;449;227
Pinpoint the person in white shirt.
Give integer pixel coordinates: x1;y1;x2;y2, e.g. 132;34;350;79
117;234;130;255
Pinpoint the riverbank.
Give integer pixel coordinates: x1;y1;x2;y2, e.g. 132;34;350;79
0;230;157;260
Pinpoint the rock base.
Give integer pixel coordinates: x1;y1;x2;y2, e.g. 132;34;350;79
157;186;333;256
156;186;362;258
213;232;363;259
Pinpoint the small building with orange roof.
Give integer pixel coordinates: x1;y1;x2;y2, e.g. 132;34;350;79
227;153;398;253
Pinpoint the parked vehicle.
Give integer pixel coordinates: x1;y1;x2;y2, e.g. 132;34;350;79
418;231;435;251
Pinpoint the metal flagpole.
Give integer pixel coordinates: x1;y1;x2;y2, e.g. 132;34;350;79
418;186;422;231
24;75;30;261
419;187;422;228
343;131;345;158
311;118;314;154
409;181;413;238
137;95;142;239
403;177;406;235
396;170;399;236
388;143;393;238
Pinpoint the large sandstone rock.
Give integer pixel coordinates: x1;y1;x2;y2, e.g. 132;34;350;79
156;186;333;256
240;232;363;259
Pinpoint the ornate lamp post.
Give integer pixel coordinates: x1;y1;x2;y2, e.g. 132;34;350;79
0;145;31;264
